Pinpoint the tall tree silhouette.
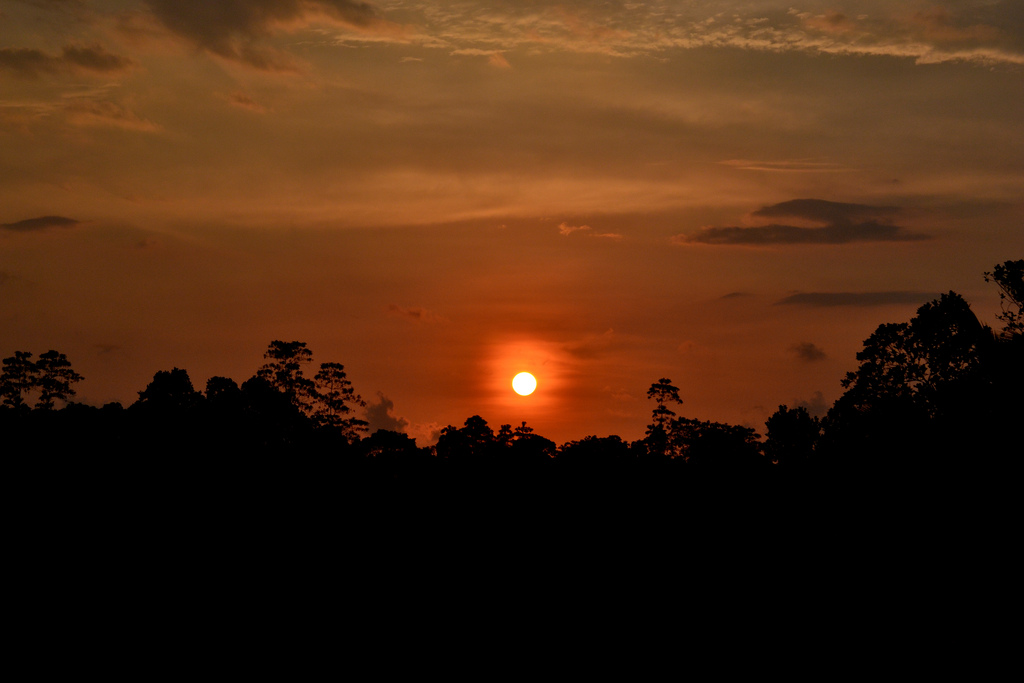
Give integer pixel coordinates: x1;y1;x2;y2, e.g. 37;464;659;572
257;341;316;412
313;361;367;441
34;350;84;410
1;351;39;411
645;378;682;458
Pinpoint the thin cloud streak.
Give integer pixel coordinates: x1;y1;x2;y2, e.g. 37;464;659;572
677;223;929;245
388;304;446;324
1;215;80;232
0;44;133;77
775;292;941;307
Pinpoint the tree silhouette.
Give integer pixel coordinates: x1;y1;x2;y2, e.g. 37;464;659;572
257;341;316;412
558;435;633;465
670;416;762;468
820;284;1020;465
508;422;556;462
34;350;84;410
135;368;203;411
313;361;367;441
436;415;497;461
645;378;682;458
835;292;988;420
984;259;1023;337
764;405;819;467
496;423;514;448
205;376;241;404
1;351;39;411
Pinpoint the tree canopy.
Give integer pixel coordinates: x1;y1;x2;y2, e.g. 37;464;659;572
2;260;1020;477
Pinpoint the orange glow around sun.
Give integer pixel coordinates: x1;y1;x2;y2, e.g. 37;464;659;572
483;339;564;415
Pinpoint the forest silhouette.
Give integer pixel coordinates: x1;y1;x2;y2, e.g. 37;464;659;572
3;260;1020;484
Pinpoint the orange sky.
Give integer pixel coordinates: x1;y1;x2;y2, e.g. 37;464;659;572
2;1;1023;445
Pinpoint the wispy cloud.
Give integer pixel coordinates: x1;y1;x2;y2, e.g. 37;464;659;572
63;100;160;132
144;0;390;70
562;329;617;360
0;44;133;78
388;304;446;323
775;291;939;307
450;48;511;68
558;221;590;236
718;159;849;173
558;222;621;239
226;92;267;113
406;2;1024;67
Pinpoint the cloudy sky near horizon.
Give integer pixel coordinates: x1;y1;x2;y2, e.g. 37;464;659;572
2;0;1022;444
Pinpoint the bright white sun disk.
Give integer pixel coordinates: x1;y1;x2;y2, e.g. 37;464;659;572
512;372;537;396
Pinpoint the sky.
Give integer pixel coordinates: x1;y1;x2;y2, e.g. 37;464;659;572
2;0;1022;446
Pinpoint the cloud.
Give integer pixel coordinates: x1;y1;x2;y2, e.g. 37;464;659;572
674;198;930;246
677;223;929;245
388;304;446;323
802;12;861;36
789;342;827;362
488;52;511;68
795;391;830;419
558;221;590;236
227;92;267;113
562;329;616;360
557;222;619;238
720;291;752;300
63;100;160;132
900;7;1002;44
60;45;135;72
450;48;512;68
407;421;443;447
751;199;900;225
775;291;940;307
144;0;382;70
1;215;80;232
413;3;1024;67
364;391;409;434
0;44;133;78
0;48;53;77
718;159;849;173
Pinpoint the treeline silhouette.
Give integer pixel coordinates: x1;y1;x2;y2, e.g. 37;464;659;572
2;260;1021;482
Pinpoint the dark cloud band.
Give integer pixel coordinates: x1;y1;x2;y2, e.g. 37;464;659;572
0;45;132;77
775;292;940;307
1;216;80;232
145;0;379;69
676;198;929;246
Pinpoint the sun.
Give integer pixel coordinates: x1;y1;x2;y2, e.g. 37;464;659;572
512;372;537;396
